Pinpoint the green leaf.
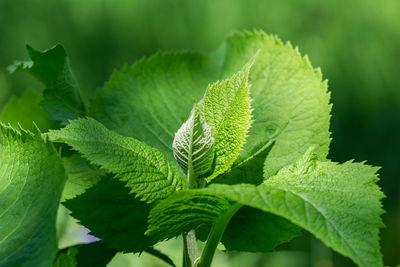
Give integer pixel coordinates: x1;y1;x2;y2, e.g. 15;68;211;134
90;30;330;181
53;241;117;267
8;44;86;124
198;59;253;182
64;177;155;253
147;190;300;253
215;32;331;178
0;125;66;266
172;104;214;182
221;206;301;252
0;89;56;131
147;190;233;241
204;148;384;267
48;117;183;203
61;154;104;200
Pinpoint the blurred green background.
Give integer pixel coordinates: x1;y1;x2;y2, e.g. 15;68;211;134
0;0;399;266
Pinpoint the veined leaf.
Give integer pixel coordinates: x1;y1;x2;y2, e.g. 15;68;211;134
198;59;253;182
172;104;214;185
147;190;300;252
48;118;183;203
90;30;330;182
8;44;86;124
147;190;233;240
0;124;66;266
205;148;384;267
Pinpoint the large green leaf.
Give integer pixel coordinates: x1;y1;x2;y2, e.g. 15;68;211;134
0;125;66;266
90;30;330;180
0;89;56;131
8;44;86;124
48;118;183;203
147;190;300;252
205;148;384;267
64;177;154;253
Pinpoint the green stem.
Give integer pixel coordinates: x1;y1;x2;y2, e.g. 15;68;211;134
182;151;199;267
197;203;242;267
182;230;198;267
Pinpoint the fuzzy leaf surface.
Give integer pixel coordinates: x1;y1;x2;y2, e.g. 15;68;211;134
8;44;86;124
172;105;214;178
204;148;384;267
48;118;182;203
0;125;66;266
198;60;252;181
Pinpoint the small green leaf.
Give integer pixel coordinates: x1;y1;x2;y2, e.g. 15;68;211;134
0;124;66;266
172;104;214;185
64;177;155;253
53;242;117;267
198;58;253;182
205;148;384;267
0;89;56;131
48;118;183;203
9;44;86;124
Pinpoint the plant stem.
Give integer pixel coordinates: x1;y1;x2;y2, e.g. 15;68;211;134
182;230;198;267
182;153;198;267
197;203;242;267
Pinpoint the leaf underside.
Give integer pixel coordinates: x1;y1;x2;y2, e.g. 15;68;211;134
172;105;214;178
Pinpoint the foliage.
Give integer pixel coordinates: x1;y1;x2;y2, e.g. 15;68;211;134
0;30;384;267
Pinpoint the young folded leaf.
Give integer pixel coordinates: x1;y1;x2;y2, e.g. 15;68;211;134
198;57;255;182
172;104;214;188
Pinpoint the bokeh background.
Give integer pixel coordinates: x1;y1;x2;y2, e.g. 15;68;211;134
0;0;399;266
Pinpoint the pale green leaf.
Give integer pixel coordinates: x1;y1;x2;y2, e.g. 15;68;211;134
198;59;253;182
0;125;66;266
48;118;183;203
204;148;384;267
172;104;214;181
